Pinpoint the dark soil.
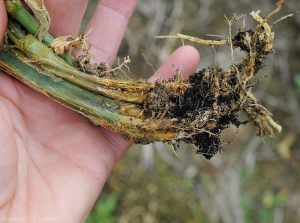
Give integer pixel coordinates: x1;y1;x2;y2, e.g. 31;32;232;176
169;69;248;159
142;29;278;159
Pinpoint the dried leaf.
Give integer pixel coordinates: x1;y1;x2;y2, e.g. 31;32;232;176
50;33;91;55
24;0;50;40
50;36;75;55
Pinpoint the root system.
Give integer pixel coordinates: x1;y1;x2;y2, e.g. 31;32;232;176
90;9;285;159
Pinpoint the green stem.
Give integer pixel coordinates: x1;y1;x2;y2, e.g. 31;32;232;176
0;49;176;142
7;18;106;94
0;49;120;126
2;17;178;141
7;17;151;104
5;0;74;66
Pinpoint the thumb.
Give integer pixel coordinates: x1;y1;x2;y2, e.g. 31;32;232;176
0;102;18;208
0;1;7;43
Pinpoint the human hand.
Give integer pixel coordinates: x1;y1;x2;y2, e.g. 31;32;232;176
0;1;199;222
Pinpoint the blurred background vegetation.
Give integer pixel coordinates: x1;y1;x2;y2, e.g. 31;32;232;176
82;0;300;222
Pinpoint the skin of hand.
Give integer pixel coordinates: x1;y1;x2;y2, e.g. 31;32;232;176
0;0;199;222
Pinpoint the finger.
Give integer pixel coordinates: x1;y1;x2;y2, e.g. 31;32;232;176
0;1;7;43
148;45;200;83
44;0;88;37
82;0;138;66
0;101;18;207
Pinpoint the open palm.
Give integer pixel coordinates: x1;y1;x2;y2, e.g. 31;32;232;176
0;0;199;222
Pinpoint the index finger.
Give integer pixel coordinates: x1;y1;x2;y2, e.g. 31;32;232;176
44;0;88;37
82;0;138;66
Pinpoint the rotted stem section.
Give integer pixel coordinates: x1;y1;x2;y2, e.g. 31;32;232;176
0;49;179;142
7;18;154;104
3;17;182;143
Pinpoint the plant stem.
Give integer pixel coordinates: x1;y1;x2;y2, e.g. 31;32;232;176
0;48;177;141
3;18;178;143
5;0;74;66
7;17;152;104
